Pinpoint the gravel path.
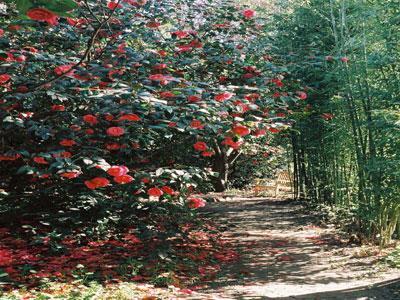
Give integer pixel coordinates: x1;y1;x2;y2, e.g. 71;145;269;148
187;196;400;300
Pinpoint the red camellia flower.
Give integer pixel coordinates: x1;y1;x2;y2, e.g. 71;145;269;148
201;151;215;157
106;127;125;137
271;78;284;87
15;55;26;62
148;74;172;84
188;95;201;103
84;177;110;190
190;119;204;129
106;143;121;150
159;91;175;98
51;104;65;111
60;171;80;179
168;121;177;127
161;186;175;195
118;114;141;122
222;137;243;150
297;91;307;100
242;9;256;19
172;30;190;39
253;129;267;137
0;29;4;37
108;1;122;9
187;198;206;209
114;175;134;184
193;141;208;151
341;57;349;63
59;139;76;147
268;127;280;133
232;125;251;136
54;64;75;76
158;50;168;57
26;8;59;26
0;74;11;84
83;114;98;125
276;112;286;118
104;114;114;121
214;92;233;102
33;156;48;164
107;165;129;177
147;187;163;197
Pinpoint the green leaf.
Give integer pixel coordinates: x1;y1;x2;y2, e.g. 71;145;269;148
15;0;33;14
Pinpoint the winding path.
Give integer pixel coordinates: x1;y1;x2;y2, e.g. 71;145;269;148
189;196;400;299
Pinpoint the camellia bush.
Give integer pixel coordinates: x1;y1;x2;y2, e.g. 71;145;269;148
0;0;303;287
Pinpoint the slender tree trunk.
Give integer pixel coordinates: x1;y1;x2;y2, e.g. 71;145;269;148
212;153;229;192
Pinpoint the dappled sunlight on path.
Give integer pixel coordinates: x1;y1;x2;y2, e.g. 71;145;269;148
188;197;400;299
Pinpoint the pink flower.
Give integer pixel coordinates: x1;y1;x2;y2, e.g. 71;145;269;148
59;139;76;147
27;8;59;26
161;186;175;195
51;104;65;111
60;171;80;179
232;125;250;136
172;30;190;39
214;92;233;102
0;74;11;84
188;95;201;103
193;142;208;151
242;9;256;19
118;114;141;122
106;127;125;137
33;157;48;164
187;198;206;209
84;177;110;189
54;64;75;76
114;175;134;184
297;91;307;100
201;151;215;157
222;137;243;150
147;187;163;197
83;114;98;125
190;119;204;129
108;1;122;9
107;165;129;177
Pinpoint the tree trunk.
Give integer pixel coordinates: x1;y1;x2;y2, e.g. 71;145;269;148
212;153;229;192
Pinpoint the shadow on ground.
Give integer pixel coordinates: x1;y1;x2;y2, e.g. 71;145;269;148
228;278;400;300
192;196;400;299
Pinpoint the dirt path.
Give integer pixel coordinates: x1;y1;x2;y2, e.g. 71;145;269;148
188;196;400;299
